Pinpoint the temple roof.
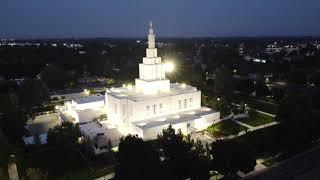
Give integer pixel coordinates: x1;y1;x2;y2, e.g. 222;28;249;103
106;83;198;102
132;107;218;129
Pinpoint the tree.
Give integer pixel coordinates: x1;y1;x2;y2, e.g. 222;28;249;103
211;97;231;118
0;129;10;165
239;101;246;113
0;91;27;142
114;135;162;180
39;65;72;90
236;79;255;94
275;94;314;146
211;140;256;177
19;79;49;112
157;125;210;180
47;121;81;148
214;65;234;97
254;80;270;98
271;88;285;103
248;109;258;120
33;133;41;146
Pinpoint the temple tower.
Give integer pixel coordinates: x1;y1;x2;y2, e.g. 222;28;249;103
135;21;170;94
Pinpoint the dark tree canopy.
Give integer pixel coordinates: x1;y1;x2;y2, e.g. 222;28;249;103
18;79;49;112
211;97;231;118
214;65;234;98
211;140;256;177
47;121;81;148
0;129;10;165
275;94;315;145
236;79;255;94
115;135;162;180
157;125;210;180
0;91;27;142
254;80;270;98
39;65;73;90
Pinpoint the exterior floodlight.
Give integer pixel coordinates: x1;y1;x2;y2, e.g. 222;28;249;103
164;62;174;73
84;89;90;95
127;84;133;90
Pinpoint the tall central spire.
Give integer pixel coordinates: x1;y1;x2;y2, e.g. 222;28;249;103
148;21;155;49
135;21;170;94
149;21;154;34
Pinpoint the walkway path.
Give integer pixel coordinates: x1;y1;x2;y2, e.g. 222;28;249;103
233;120;254;129
231;103;276;117
95;172;114;180
233;120;278;132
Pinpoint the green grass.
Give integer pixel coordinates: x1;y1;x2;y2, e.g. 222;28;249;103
20;147;114;180
207;120;247;138
238;113;275;127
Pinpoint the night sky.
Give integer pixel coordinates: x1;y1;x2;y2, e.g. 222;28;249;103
1;0;320;38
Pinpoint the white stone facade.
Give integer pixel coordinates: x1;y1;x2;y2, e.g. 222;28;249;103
105;22;220;139
58;22;221;153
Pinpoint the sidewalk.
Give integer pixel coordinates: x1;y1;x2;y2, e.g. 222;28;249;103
95;173;114;180
233;119;278;132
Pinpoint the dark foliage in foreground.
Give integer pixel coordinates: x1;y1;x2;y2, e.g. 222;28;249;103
115;125;253;180
211;140;256;177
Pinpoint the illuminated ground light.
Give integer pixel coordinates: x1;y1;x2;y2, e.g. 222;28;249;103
84;89;90;95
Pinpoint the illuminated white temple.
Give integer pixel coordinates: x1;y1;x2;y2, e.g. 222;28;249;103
105;22;220;139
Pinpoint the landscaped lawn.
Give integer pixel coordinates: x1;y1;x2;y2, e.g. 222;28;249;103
238;113;275;127
20;147;114;180
207;120;247;138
